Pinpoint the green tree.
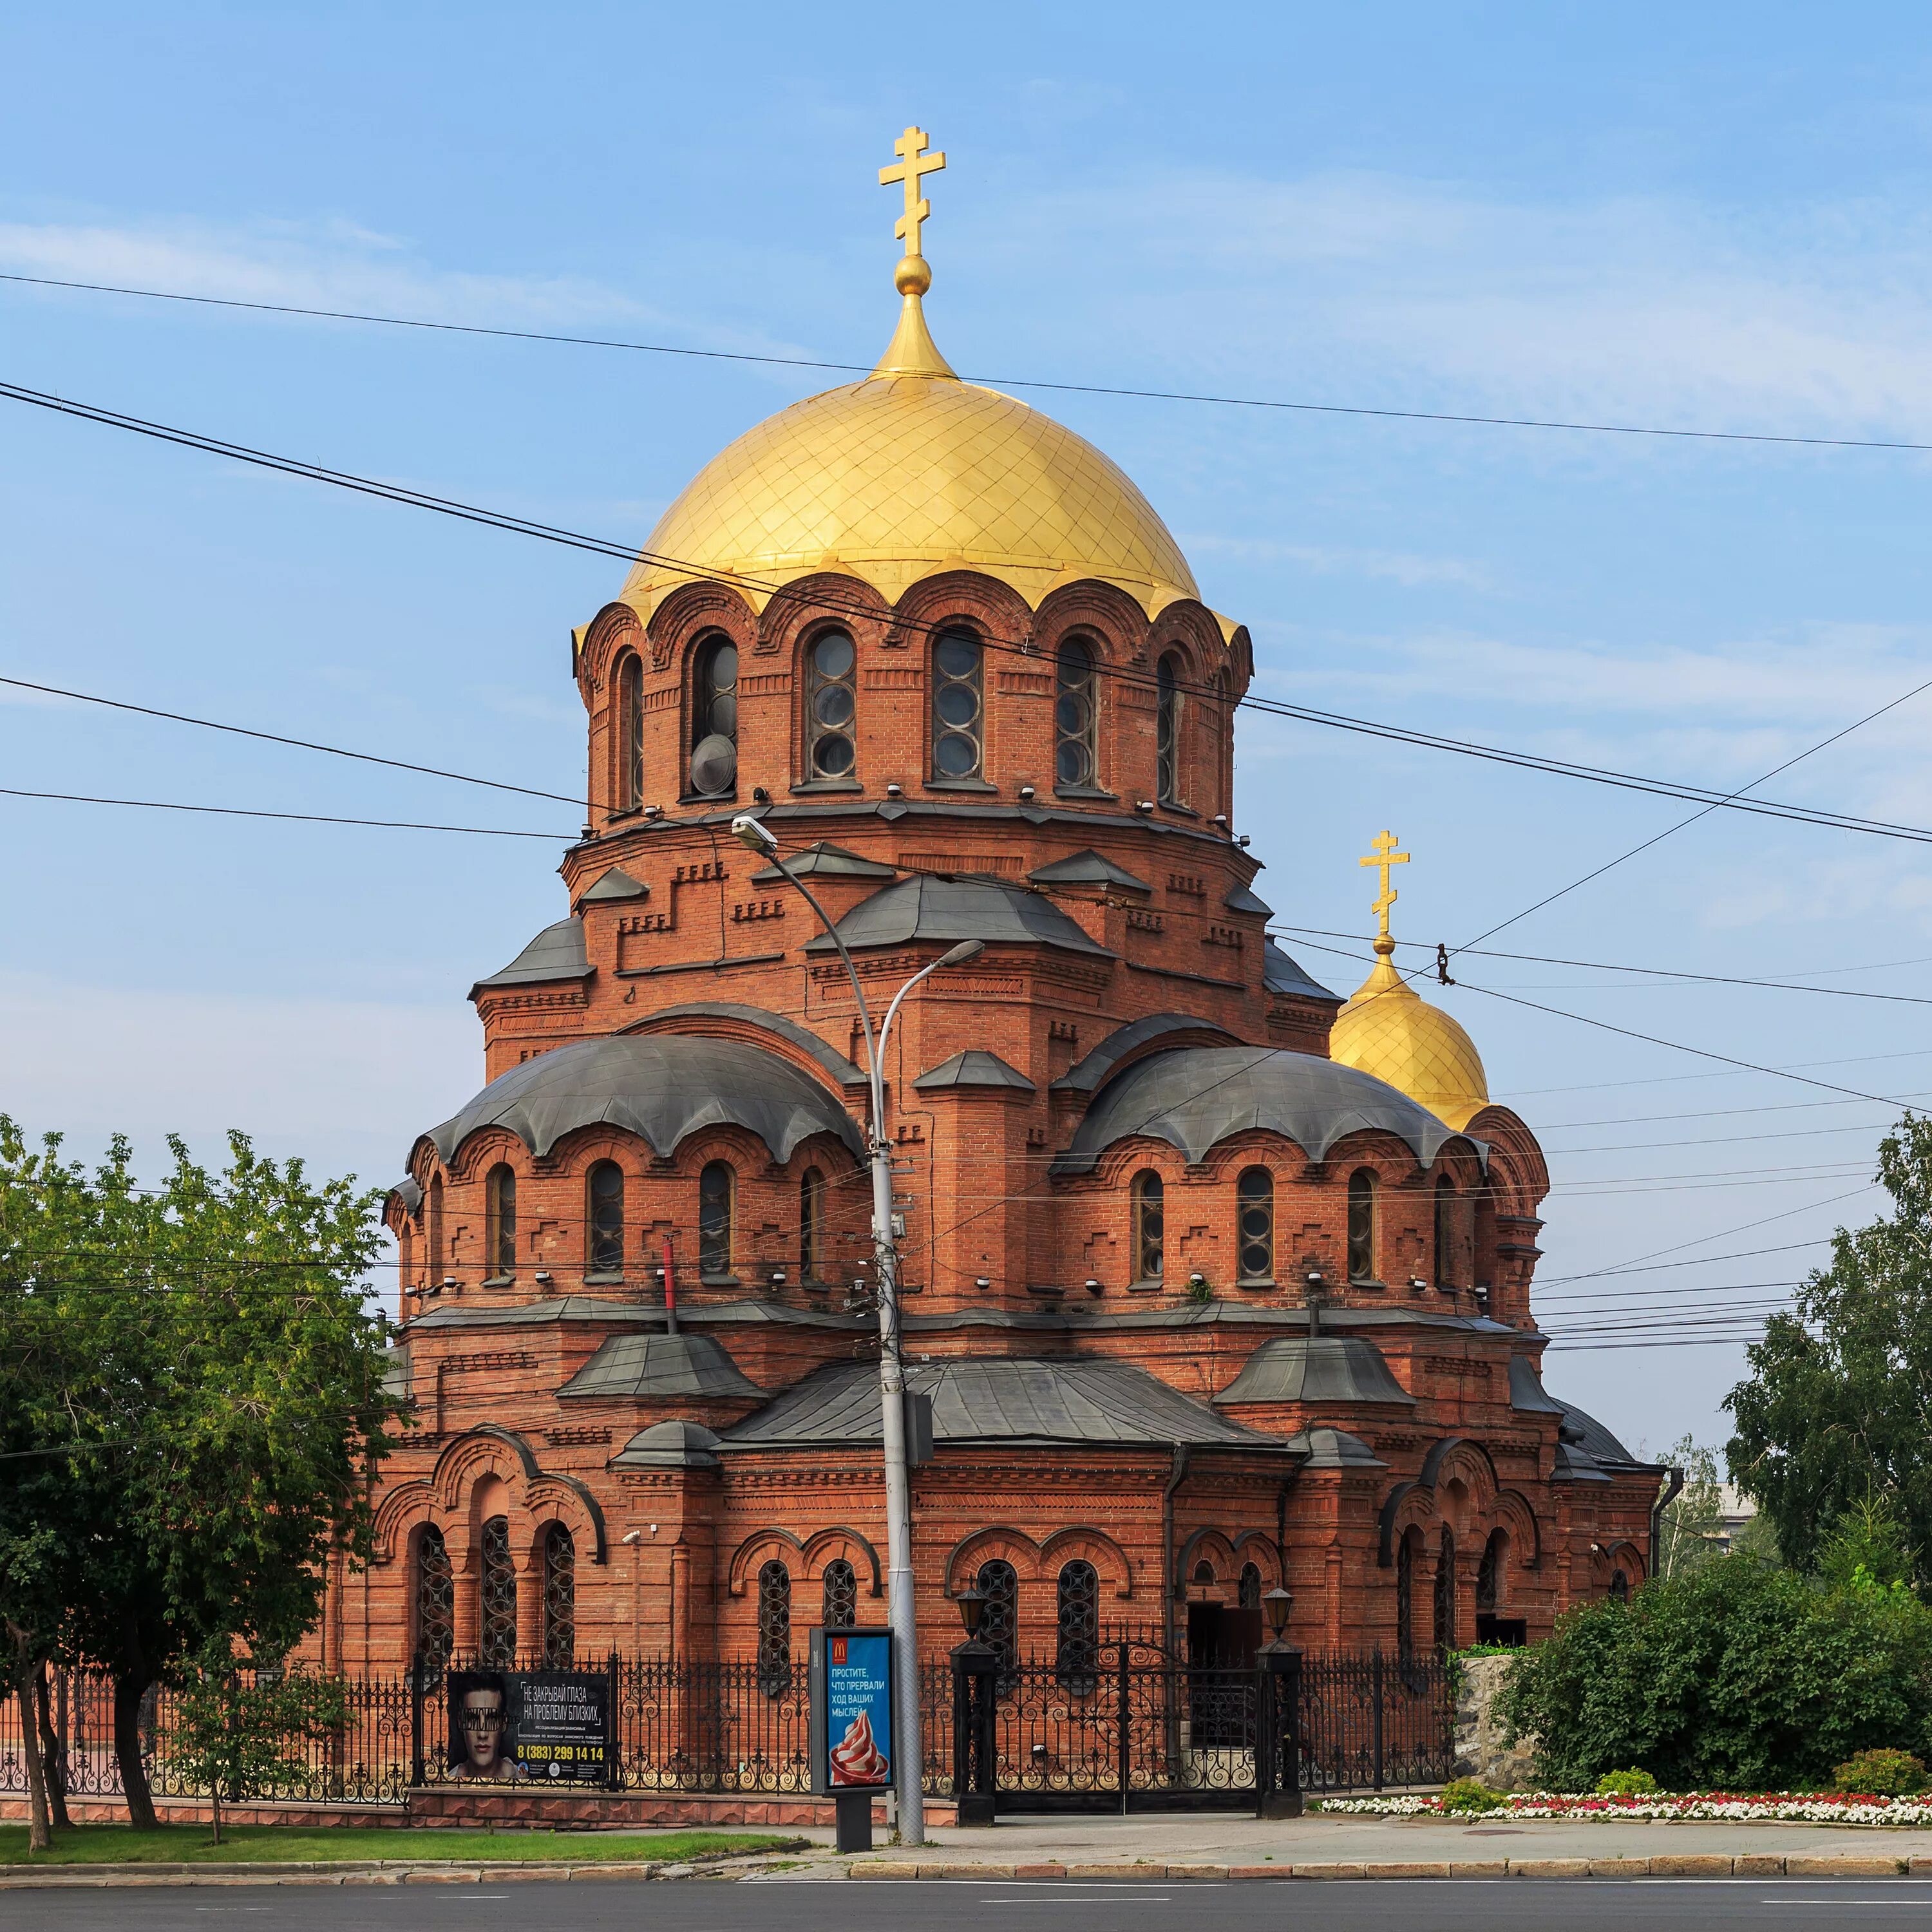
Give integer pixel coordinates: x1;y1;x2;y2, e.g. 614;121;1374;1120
1654;1435;1725;1580
1727;1114;1932;1584
0;1119;404;1826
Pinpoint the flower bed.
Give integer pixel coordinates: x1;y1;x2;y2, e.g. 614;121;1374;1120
1316;1792;1932;1824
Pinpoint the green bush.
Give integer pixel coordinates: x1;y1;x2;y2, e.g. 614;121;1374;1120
1497;1554;1932;1792
1439;1777;1508;1813
1831;1747;1929;1794
1594;1768;1659;1796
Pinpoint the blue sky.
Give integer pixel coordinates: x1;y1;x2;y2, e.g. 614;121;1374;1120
6;3;1932;1457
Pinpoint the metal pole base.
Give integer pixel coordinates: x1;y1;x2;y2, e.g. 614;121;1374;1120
1257;1792;1303;1819
834;1790;875;1853
954;1794;996;1826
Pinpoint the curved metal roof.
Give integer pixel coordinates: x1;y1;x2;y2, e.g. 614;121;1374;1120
804;875;1110;957
558;1332;764;1402
1216;1334;1416;1407
1264;940;1340;1003
1056;1045;1479;1175
469;917;591;998
427;1034;864;1164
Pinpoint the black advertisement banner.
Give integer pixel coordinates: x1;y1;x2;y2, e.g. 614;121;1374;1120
444;1669;612;1783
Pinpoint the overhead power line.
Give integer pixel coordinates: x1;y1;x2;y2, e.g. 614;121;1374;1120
0;785;571;839
8;374;1932;851
16;267;1932;456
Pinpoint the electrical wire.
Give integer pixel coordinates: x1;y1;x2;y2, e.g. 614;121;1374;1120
0;784;573;838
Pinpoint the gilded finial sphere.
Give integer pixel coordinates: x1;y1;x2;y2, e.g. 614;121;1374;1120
894;254;932;296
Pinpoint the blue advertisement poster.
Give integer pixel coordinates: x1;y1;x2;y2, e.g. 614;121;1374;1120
823;1631;893;1790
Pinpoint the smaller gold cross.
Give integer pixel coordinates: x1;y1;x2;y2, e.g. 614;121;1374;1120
1359;829;1410;945
878;126;945;261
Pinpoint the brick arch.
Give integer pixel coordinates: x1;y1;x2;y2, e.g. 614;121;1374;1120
1033;580;1151;659
884;570;1037;656
943;1526;1041;1595
759;574;891;663
1600;1539;1647;1586
431;1425;538;1513
576;599;645;694
726;1528;806;1599
1231;1531;1286;1591
1037;1526;1134;1601
799;1526;884;1598
524;1475;608;1566
1488;1488;1544;1569
1377;1478;1445;1567
1176;1528;1239;1591
372;1479;438;1564
645;579;757;674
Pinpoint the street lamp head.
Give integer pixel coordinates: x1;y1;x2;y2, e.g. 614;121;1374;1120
728;815;779;856
955;1585;989;1638
934;940;985;969
1263;1587;1294;1638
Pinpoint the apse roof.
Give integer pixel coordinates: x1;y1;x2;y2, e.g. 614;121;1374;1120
470;917;591;998
803;875;1111;957
1282;1426;1387;1470
1216;1334;1416;1407
750;841;897;882
913;1050;1036;1092
426;1034;864;1164
1056;1045;1481;1175
558;1332;765;1402
1027;849;1153;894
611;1420;723;1470
717;1356;1286;1453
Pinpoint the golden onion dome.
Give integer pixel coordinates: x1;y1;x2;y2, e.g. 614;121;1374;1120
1328;829;1489;1131
618;279;1204;628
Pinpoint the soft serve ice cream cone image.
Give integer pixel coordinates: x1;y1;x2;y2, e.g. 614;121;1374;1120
829;1707;890;1786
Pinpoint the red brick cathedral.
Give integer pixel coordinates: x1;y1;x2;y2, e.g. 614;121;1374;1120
320;137;1665;1678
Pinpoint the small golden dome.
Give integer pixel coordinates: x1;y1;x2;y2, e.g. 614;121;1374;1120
1328;829;1488;1131
619;289;1202;628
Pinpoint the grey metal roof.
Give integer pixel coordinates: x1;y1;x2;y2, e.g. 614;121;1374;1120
578;867;649;904
751;842;896;882
1028;849;1153;895
718;1356;1288;1453
470;917;591;998
1216;1334;1416;1407
1553;1440;1612;1483
611;1420;723;1470
803;876;1111;958
1508;1354;1567;1416
913;1050;1036;1093
1283;1426;1387;1470
1224;885;1273;917
1549;1392;1643;1468
404;1296;659;1333
1057;1046;1479;1176
633;1003;866;1085
558;1332;765;1402
391;1176;423;1213
1052;1012;1241;1095
1263;940;1340;1003
426;1034;864;1164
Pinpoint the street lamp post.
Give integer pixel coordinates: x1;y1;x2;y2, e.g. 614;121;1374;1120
730;813;982;1847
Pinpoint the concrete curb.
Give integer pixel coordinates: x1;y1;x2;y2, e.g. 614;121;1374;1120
846;1853;1932;1881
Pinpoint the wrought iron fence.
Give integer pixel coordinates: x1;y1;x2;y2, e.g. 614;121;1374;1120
1298;1650;1454;1792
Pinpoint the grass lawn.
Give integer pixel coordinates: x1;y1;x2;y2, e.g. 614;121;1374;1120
0;1824;802;1866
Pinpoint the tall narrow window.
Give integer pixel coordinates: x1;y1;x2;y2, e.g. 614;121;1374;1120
699;1161;734;1278
414;1525;454;1669
1238;1562;1262;1610
427;1177;444;1288
1433;1530;1457;1652
688;637;739;797
1396;1528;1420;1655
976;1558;1019;1694
799;1167;825;1282
486;1165;517;1278
587;1161;624;1274
619;652;645;810
542;1524;576;1667
822;1558;857;1631
1054;640;1097;790
1156;652;1183;805
804;630;858;780
931;629;984;779
1347;1169;1378;1283
1434;1176;1459;1290
1055;1560;1099;1693
479;1516;516;1667
1133;1171;1164;1286
756;1560;792;1696
1476;1530;1506;1615
1236;1167;1274;1283
1608;1569;1631;1604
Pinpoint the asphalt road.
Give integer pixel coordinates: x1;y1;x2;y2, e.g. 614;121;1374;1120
8;1879;1932;1929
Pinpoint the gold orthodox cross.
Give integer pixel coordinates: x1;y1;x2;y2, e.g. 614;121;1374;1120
1359;829;1410;943
878;126;945;261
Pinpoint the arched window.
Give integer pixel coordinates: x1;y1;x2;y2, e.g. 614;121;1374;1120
822;1558;857;1631
756;1559;792;1696
414;1525;453;1668
1476;1529;1506;1615
1609;1567;1631;1604
1132;1171;1164;1286
1236;1167;1274;1283
586;1162;624;1274
1433;1530;1457;1652
426;1177;444;1288
699;1161;735;1278
1347;1169;1378;1283
804;630;858;780
799;1167;825;1282
931;629;984;779
1238;1562;1262;1610
479;1515;516;1668
1054;640;1098;790
486;1164;517;1278
976;1558;1019;1694
1156;652;1183;805
618;652;645;811
688;636;739;797
1396;1527;1420;1655
542;1524;576;1667
1055;1560;1099;1693
1435;1176;1459;1290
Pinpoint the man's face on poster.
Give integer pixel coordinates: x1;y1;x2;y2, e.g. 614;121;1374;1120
460;1686;507;1775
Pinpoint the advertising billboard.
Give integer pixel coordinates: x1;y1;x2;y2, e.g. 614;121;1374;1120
809;1627;893;1794
443;1669;612;1783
